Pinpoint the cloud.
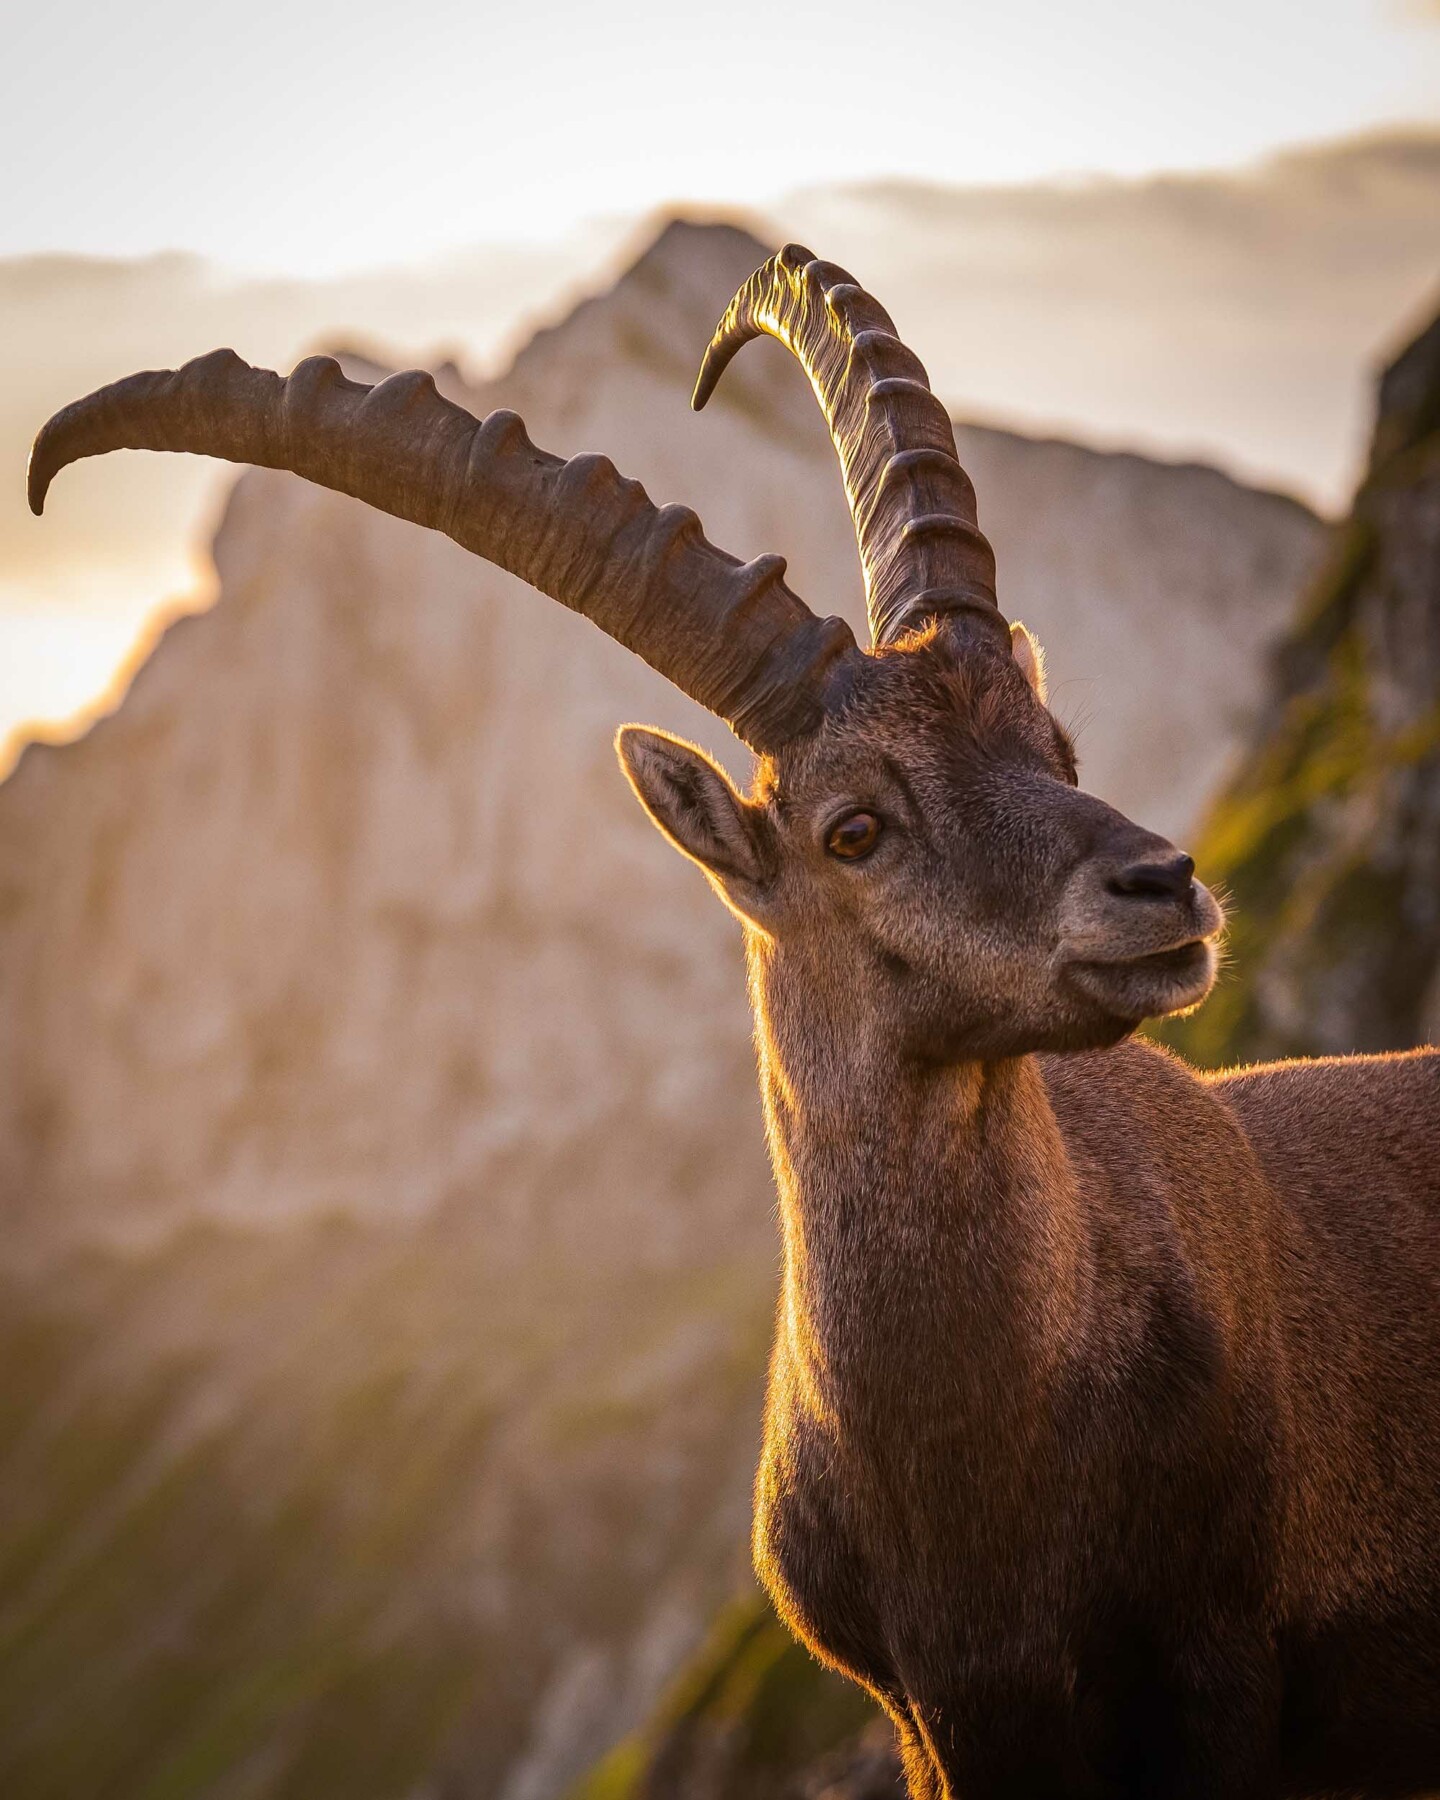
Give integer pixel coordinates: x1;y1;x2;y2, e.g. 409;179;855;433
777;129;1440;509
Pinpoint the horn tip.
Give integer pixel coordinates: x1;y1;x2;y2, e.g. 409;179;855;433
26;437;55;516
691;354;719;413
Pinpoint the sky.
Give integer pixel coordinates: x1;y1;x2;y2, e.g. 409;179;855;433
1;0;1437;766
8;0;1439;274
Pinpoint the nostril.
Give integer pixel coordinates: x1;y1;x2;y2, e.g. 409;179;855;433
1108;851;1196;902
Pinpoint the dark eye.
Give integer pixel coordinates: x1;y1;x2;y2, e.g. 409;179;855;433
826;811;882;860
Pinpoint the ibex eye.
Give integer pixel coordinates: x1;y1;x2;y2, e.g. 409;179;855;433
826;812;882;860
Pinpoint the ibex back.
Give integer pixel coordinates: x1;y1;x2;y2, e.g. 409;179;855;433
31;244;1440;1798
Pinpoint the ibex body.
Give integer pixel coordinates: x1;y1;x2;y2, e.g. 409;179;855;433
31;245;1440;1797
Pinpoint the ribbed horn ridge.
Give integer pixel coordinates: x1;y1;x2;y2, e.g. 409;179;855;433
29;351;860;751
693;244;1006;649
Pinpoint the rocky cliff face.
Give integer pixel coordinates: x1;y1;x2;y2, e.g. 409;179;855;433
1163;298;1440;1068
0;221;1324;1798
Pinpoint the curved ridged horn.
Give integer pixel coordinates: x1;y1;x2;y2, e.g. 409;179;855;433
29;350;860;752
693;244;1005;650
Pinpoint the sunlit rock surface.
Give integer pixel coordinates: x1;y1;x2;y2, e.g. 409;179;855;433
0;220;1323;1797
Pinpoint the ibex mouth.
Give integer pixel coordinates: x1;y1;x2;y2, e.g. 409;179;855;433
1062;937;1218;1022
1114;939;1213;979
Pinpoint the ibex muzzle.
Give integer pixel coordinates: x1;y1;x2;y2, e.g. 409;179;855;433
1054;799;1224;1027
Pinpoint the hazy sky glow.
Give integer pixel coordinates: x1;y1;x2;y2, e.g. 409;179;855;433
8;0;1439;275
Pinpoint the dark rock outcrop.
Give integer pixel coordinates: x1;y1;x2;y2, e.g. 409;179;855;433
1163;298;1440;1066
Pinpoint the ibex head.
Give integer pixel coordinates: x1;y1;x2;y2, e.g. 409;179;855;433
620;626;1222;1062
29;242;1221;1057
619;247;1224;1059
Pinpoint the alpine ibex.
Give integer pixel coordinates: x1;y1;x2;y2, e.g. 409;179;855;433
31;245;1440;1798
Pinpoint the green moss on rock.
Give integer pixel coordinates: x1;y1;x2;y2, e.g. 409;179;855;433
1157;302;1440;1069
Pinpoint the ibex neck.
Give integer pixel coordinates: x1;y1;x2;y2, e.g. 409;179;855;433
750;946;1092;1436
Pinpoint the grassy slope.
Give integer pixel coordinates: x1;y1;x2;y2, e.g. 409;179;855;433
0;1219;772;1799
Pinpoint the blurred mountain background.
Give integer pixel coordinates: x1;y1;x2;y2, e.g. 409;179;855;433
0;207;1436;1800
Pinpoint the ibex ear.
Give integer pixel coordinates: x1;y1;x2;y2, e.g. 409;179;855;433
1010;621;1048;703
617;726;772;892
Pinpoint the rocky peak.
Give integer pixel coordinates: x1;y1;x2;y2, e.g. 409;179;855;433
494;214;823;456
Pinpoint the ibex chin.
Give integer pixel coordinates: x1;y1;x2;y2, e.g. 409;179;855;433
31;245;1440;1798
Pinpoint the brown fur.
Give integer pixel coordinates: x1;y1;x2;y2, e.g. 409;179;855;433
619;621;1440;1799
